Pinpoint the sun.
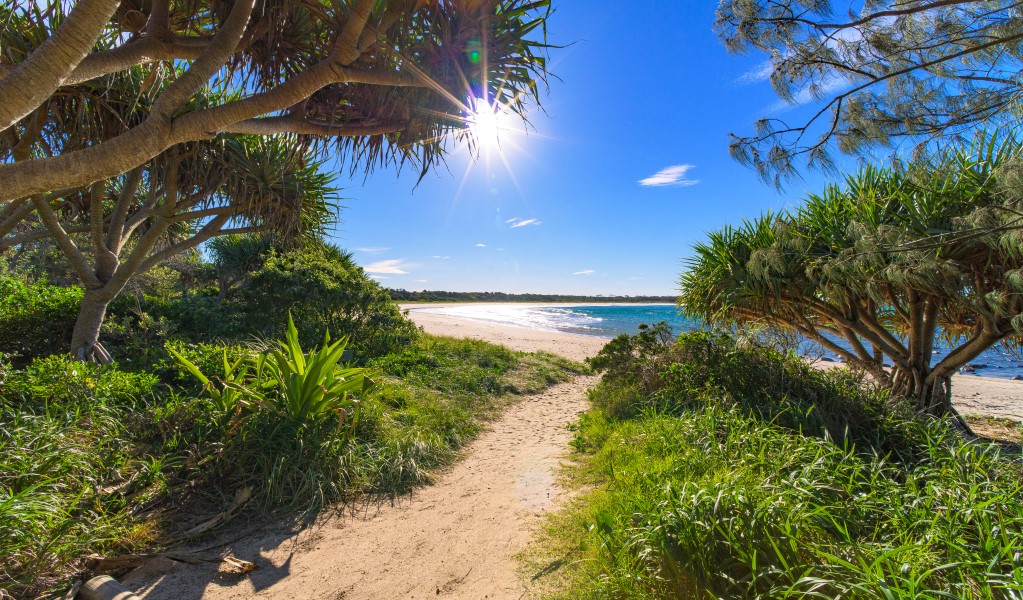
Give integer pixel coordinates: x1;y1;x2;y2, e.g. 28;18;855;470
469;97;508;151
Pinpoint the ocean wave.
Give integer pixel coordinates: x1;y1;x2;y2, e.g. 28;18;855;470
412;304;602;333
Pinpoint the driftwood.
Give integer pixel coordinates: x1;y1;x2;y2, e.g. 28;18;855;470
85;552;204;572
77;576;141;600
84;551;254;574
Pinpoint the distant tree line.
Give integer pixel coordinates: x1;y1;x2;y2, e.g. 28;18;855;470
387;289;675;303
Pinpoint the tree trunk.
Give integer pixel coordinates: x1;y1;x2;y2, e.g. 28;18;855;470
891;366;953;416
71;289;114;364
914;374;952;417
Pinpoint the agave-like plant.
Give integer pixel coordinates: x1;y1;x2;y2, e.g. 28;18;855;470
169;315;376;433
167;344;254;419
257;314;375;427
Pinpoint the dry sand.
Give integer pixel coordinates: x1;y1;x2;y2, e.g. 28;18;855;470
125;304;1019;600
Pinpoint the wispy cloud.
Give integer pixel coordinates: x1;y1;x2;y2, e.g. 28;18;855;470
639;164;699;187
767;76;850;112
370;275;389;280
364;259;408;275
355;246;390;254
475;243;487;248
430;255;451;260
415;279;428;283
737;59;773;84
505;217;519;223
738;29;864;111
572;269;595;276
508;218;542;228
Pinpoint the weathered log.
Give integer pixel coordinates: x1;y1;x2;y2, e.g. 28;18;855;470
77;575;141;600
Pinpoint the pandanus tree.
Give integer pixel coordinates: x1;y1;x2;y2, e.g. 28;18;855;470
0;0;550;201
0;0;550;360
0;134;338;362
680;135;1023;416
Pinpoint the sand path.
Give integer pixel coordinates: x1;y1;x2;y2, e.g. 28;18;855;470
130;373;595;600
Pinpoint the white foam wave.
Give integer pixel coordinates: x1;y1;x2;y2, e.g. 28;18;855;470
411;305;601;333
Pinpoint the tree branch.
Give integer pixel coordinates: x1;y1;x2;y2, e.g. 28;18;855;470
108;166;144;253
151;0;256;119
333;0;378;64
31;195;100;288
221;115;404;136
0;0;121;130
138;213;235;272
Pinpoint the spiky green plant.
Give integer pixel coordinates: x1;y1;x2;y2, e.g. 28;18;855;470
258;314;376;426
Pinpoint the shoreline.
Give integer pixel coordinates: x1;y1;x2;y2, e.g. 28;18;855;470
404;305;1023;422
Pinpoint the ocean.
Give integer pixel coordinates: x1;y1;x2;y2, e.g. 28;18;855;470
411;303;1023;380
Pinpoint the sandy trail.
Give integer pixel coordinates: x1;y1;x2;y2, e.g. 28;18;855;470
130;373;596;600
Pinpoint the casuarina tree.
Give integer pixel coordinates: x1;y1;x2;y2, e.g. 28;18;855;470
716;0;1023;182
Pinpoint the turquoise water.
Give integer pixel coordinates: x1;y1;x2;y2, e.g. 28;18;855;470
413;303;1022;380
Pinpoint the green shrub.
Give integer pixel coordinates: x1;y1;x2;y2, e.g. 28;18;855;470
0;278;80;364
537;332;1023;599
0;359;157;598
553;407;1023;599
0;332;585;596
236;245;419;360
589;329;921;458
2;354;158;410
371;335;519;399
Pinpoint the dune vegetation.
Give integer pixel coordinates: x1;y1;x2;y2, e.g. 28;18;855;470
526;327;1023;599
0;238;586;598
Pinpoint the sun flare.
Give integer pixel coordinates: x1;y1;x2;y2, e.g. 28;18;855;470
469;98;508;152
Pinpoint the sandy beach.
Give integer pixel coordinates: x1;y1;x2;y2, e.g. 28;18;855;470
404;303;1023;422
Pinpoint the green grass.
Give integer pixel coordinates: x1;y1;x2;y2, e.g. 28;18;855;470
525;331;1023;599
0;334;586;599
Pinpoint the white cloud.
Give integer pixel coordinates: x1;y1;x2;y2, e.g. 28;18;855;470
572;269;596;276
415;279;428;283
767;76;850;112
739;29;866;111
737;59;773;84
639;164;699;187
430;255;451;260
364;259;408;275
475;243;487;248
355;246;390;254
505;217;519;223
508;218;542;228
370;275;389;280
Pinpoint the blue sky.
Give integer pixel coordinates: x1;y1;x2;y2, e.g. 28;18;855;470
329;0;842;296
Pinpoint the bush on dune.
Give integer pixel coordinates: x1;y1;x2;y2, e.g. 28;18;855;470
538;328;1023;599
0;278;80;366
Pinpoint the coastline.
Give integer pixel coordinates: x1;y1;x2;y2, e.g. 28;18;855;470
403;304;1023;422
